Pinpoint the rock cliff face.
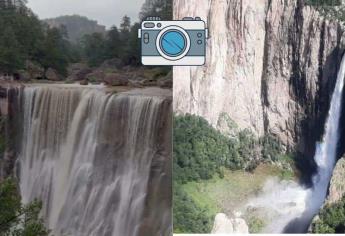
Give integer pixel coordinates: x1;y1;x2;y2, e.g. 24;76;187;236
326;155;345;204
173;0;345;159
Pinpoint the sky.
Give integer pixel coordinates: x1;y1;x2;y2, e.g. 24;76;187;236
27;0;146;28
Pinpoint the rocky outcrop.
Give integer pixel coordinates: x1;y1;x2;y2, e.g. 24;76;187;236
103;73;129;86
67;63;92;81
211;213;249;234
173;0;345;159
325;155;345;204
26;61;44;80
0;82;22;181
45;68;62;81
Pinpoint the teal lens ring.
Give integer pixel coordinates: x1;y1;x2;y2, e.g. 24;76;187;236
160;30;187;57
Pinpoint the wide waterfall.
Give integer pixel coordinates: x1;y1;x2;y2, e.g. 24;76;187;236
16;85;172;236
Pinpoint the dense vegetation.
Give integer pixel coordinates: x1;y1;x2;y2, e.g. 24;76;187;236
0;0;76;76
81;0;173;67
173;185;213;233
0;0;173;78
312;196;345;233
173;114;290;233
0;178;49;236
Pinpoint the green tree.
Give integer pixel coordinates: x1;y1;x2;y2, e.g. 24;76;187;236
312;195;345;233
38;27;70;76
81;33;107;67
0;26;23;74
105;26;122;59
120;15;131;33
173;185;213;233
0;178;49;236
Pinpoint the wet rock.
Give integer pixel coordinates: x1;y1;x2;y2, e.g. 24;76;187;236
326;156;345;204
67;63;92;81
26;61;44;80
79;80;89;86
45;68;62;81
17;70;30;81
141;79;157;87
103;73;129;86
86;70;105;82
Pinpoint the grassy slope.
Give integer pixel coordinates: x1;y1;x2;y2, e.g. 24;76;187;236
181;164;294;229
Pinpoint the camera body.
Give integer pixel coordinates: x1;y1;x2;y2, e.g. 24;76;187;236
138;17;208;66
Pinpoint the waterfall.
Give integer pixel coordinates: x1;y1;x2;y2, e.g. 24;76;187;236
283;54;345;232
17;85;172;236
307;54;345;223
245;55;345;233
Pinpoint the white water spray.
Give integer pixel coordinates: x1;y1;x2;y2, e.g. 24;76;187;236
17;86;171;236
306;54;345;224
245;55;345;233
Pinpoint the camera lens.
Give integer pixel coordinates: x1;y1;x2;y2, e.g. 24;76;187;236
160;30;186;56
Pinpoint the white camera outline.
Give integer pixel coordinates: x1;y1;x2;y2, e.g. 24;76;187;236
156;26;191;61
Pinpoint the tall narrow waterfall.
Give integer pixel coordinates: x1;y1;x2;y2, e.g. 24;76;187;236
17;85;172;236
307;54;345;223
246;55;345;233
284;54;345;232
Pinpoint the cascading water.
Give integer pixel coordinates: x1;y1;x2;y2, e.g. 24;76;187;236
16;85;172;236
245;55;345;233
302;53;345;229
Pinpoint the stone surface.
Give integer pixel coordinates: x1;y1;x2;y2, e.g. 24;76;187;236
173;0;345;159
325;156;345;204
45;68;62;81
26;61;44;80
67;63;92;81
211;213;249;234
103;73;129;86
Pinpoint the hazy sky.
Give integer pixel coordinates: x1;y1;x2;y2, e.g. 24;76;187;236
27;0;146;28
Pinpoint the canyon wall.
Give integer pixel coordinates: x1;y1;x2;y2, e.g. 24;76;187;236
173;0;345;159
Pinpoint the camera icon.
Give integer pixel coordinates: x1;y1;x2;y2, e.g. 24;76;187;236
138;17;208;66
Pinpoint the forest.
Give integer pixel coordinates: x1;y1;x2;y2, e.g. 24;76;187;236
173;114;292;233
0;0;172;79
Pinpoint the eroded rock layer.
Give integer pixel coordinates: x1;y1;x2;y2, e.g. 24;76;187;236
173;0;345;158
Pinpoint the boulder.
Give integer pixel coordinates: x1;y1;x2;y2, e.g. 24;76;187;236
326;156;345;204
79;80;89;86
26;61;44;80
211;213;249;234
45;68;62;81
67;63;92;81
141;79;157;87
17;70;30;81
86;70;105;82
103;73;129;86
